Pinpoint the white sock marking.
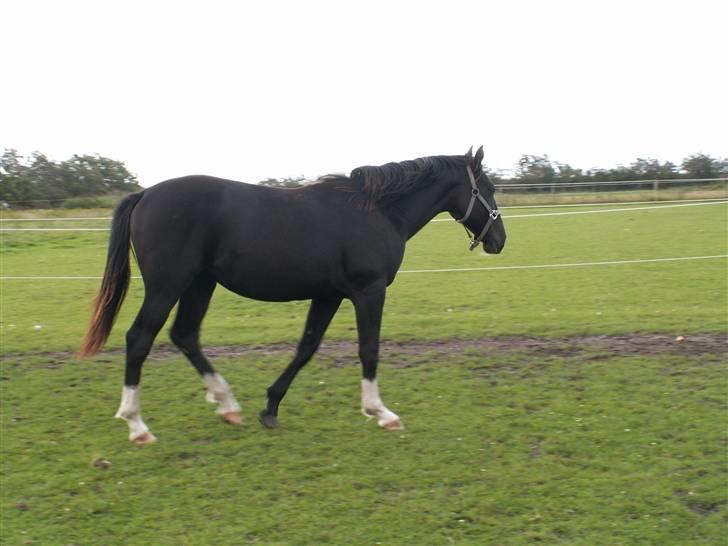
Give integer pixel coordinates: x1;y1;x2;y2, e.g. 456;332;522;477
115;385;151;441
361;379;400;427
203;373;241;415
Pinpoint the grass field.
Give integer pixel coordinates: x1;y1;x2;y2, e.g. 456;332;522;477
1;196;727;545
1;200;726;352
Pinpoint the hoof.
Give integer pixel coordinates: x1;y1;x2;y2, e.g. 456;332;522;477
258;411;279;429
382;419;405;431
221;411;242;425
132;431;157;445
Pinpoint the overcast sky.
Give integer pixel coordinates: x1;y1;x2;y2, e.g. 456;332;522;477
1;0;726;186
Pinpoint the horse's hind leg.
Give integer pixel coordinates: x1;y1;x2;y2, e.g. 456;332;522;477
116;290;179;445
170;273;242;425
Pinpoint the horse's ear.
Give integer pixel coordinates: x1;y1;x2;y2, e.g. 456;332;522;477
464;146;473;159
474;145;484;168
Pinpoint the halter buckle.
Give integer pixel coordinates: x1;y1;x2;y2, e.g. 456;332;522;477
490;209;500;220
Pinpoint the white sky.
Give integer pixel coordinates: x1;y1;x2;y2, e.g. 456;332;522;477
1;0;726;186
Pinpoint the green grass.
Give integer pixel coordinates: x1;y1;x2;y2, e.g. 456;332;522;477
1;201;726;353
2;351;726;545
1;200;727;545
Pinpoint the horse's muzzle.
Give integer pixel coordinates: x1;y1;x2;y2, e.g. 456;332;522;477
483;237;505;255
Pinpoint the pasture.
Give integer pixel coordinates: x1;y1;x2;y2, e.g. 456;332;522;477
1;198;727;545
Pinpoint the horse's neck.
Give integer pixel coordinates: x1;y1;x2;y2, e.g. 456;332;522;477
383;178;452;239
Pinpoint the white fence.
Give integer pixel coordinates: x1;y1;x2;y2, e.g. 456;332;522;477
496;177;728;196
1;199;726;279
1;199;726;231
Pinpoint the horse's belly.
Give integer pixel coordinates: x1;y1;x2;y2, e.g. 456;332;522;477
213;269;335;302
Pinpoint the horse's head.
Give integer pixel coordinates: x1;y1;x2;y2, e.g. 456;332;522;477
448;146;506;254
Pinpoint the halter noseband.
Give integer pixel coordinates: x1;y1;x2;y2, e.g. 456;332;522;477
455;166;501;251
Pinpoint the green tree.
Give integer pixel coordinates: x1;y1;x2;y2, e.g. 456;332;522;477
629;158;676;180
681;153;721;179
0;149;140;207
60;155;139;195
554;163;584;183
515;154;555;185
0;149;34;203
485;168;508;185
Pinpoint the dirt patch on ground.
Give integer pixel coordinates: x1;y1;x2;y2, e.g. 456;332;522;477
5;333;726;366
102;333;728;362
149;333;727;362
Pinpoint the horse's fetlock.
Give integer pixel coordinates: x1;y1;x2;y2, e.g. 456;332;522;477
267;386;283;401
115;407;137;420
211;389;226;403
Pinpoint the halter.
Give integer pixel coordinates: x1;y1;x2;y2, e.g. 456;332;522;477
455;166;501;251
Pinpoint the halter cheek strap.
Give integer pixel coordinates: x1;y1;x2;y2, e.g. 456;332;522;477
456;166;501;251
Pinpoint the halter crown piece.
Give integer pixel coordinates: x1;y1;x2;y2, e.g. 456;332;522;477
456;166;500;251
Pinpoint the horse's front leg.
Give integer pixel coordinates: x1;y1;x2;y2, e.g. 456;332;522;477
353;286;404;431
259;297;342;428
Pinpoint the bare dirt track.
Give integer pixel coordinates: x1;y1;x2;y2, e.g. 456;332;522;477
5;334;725;370
12;333;722;363
152;333;727;361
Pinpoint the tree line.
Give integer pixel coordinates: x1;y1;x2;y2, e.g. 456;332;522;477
257;153;727;189
490;153;728;188
2;148;725;208
0;149;140;207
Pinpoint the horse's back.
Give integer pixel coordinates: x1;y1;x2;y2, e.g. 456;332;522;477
128;175;404;300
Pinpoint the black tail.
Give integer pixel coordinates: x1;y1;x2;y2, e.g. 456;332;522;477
80;191;144;357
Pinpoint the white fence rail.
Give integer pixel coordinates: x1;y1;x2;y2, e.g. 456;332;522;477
2;199;726;279
496;177;728;189
2;199;726;232
2;254;726;280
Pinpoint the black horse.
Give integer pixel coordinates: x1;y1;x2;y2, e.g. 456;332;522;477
81;147;506;444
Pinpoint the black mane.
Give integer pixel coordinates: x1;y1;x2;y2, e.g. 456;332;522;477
319;155;468;211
